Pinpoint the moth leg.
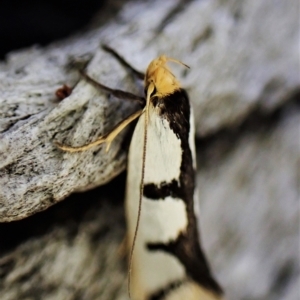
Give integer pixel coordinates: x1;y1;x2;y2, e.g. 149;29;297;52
102;44;145;80
80;71;145;106
55;109;143;153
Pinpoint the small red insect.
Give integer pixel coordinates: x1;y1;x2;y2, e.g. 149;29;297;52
55;84;72;100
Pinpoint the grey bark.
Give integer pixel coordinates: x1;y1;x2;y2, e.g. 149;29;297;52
0;0;299;299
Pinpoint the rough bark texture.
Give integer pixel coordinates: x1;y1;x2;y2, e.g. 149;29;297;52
0;0;299;299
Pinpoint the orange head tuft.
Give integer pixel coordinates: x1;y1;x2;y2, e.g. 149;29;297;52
144;55;189;100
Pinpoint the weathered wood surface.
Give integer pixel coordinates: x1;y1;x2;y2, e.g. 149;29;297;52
0;0;299;299
0;0;298;221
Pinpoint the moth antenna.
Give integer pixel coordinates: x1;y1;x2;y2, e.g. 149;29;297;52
166;57;190;69
128;83;153;298
161;66;177;79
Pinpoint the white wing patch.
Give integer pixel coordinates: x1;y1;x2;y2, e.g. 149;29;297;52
126;105;188;298
131;196;188;295
188;104;200;218
189;104;196;170
145;106;182;185
141;197;188;243
164;281;222;300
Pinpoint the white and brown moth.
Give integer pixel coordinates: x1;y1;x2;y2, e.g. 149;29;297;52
56;46;223;300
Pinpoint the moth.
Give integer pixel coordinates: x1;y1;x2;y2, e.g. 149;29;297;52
55;46;223;300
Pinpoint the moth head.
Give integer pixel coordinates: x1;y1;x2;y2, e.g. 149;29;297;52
144;55;189;99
